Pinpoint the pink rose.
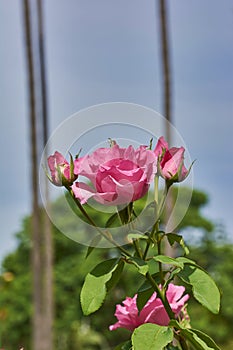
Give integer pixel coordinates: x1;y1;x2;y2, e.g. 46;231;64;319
109;283;189;332
72;144;157;205
47;151;78;186
154;137;189;183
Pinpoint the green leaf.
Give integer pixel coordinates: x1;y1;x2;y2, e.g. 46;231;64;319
166;233;189;255
106;259;124;291
178;264;220;314
127;231;148;241
169;321;220;350
81;258;120;315
148;258;159;274
132;323;173;350
85;234;102;258
114;340;132;350
166;232;182;246
180;328;220;350
153;255;184;269
191;329;221;350
136;287;154;312
176;257;196;265
80;273;110;315
129;257;149;276
164;267;182;289
91;258;119;277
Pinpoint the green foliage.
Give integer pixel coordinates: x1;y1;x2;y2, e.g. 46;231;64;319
190;329;221;350
132;324;173;350
170;320;221;350
81;272;113;315
187;240;233;350
153;255;184;269
127;256;149;276
166;233;190;255
0;188;232;349
81;258;124;315
114;340;132;350
178;263;220;314
0;271;31;349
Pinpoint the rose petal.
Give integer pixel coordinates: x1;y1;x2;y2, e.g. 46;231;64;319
154;136;169;157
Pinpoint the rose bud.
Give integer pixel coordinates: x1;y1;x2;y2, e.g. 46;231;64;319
154;137;191;186
47;151;78;187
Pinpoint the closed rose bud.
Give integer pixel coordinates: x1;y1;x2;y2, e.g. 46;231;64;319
158;146;188;183
47;151;78;187
154;137;190;185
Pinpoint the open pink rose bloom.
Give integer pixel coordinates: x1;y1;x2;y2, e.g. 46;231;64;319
109;283;189;332
72;144;157;205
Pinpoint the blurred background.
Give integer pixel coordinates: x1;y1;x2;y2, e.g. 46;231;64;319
0;0;232;349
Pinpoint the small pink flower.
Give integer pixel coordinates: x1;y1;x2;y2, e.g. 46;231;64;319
109;283;189;332
47;151;78;186
154;137;189;183
72;144;157;205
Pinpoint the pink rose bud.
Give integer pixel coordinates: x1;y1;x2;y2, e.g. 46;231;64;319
109;283;189;332
72;144;157;205
154;137;189;184
158;146;188;183
47;151;78;187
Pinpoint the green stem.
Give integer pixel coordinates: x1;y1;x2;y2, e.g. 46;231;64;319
143;183;170;259
172;333;189;350
177;335;189;350
157;236;164;284
154;175;159;204
157;183;169;217
146;272;174;320
154;176;162;272
143;176;159;259
133;240;143;259
143;178;167;259
142;239;150;260
67;188;131;257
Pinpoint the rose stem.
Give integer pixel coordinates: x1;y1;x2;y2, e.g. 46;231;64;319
146;271;174;320
67;188;131;257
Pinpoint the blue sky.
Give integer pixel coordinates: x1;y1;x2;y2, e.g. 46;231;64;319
0;0;233;262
